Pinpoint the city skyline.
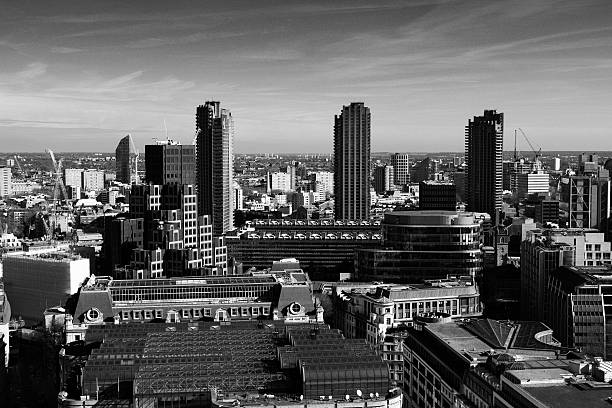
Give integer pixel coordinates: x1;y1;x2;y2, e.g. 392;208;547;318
1;0;612;153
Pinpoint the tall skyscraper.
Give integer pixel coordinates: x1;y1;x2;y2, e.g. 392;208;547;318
333;102;371;220
391;153;410;186
196;101;234;235
115;135;131;184
465;109;503;221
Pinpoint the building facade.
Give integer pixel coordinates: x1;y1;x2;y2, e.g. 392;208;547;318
391;153;410;186
355;211;485;283
334;102;371;220
374;165;394;195
465;110;503;221
144;140;196;186
196;101;235;235
0;167;11;197
419;181;457;211
547;265;612;357
2;250;90;323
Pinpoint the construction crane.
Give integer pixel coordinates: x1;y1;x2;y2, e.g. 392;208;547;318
518;128;542;165
13;155;24;175
45;149;74;240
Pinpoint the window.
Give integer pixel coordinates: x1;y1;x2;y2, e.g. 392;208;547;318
252;307;259;316
182;309;190;319
122;311;130;320
204;308;211;317
231;308;238;317
144;310;152;320
241;307;249;316
133;310;141;320
155;310;163;319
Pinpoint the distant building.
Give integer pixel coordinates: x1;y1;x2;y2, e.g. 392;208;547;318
553;157;561;171
465;109;503;221
3;250;90;323
115;134;131;184
355;211;485;282
419;181;456;211
266;171;293;192
503;159;530;193
64;168;84;190
334;102;371;220
374;165;394;195
391;153;410;186
313;171;334;194
196;101;235;235
517;172;549;200
83;169;105;192
567;166;610;230
534;198;559;225
233;181;244;210
0;167;11;197
410;157;432;184
144;140;196;186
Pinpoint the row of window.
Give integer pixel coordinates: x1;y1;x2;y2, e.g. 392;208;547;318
120;305;271;321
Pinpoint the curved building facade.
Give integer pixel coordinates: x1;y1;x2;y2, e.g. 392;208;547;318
355;211;485;282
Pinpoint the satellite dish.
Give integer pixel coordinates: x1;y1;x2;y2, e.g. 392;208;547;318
328;396;332;400
375;393;379;398
356;390;362;397
345;395;350;401
299;395;303;401
369;393;374;399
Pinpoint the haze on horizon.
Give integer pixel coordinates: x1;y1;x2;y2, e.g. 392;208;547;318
1;0;611;153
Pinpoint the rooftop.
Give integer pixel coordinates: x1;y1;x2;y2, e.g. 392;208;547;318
425;319;560;363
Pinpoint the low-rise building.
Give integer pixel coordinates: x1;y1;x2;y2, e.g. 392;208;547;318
67;268;323;342
3;249;90;323
333;276;482;385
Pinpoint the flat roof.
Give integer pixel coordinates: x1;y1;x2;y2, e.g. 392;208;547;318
521;382;612;408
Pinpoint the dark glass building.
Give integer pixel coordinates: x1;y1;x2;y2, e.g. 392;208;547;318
115;135;131;184
355;211;485;282
334;102;370;220
144;141;196;186
465;110;503;221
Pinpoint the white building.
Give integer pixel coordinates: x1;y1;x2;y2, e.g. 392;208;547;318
0;167;12;197
313;171;334;193
267;171;293;192
10;180;40;195
83;170;105;192
233;181;244;210
517;172;549;199
64;168;84;189
2;250;90;323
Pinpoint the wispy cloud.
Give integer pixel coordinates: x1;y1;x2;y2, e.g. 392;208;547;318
50;46;82;54
16;62;48;80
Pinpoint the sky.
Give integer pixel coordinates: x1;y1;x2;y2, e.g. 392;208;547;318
0;0;611;153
